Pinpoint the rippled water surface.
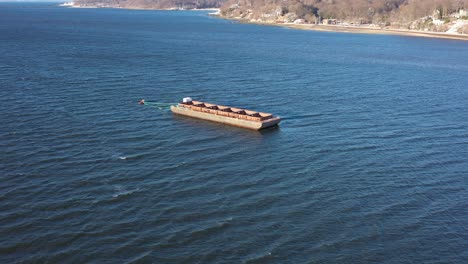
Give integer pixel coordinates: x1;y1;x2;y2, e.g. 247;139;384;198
1;3;468;263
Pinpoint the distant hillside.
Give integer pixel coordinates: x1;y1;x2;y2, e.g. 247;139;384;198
74;0;225;9
220;0;468;33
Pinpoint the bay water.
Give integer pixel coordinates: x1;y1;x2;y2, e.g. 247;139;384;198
1;3;468;263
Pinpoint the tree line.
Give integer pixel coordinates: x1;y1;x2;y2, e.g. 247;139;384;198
221;0;468;24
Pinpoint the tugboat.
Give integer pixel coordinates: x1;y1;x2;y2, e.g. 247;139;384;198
170;97;281;130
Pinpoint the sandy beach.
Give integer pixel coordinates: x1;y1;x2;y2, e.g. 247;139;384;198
216;14;468;41
229;18;468;41
283;23;468;41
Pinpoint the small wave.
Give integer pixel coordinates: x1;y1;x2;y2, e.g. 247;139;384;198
185;218;233;240
112;187;140;198
112;153;145;161
245;252;273;263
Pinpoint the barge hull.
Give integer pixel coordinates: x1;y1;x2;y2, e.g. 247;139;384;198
171;105;280;130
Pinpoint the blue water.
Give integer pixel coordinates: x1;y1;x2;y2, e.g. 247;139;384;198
1;3;468;263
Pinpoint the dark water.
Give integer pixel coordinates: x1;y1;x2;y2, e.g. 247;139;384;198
1;3;468;263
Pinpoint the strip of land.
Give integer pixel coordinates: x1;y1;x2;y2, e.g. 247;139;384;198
226;17;468;41
282;23;468;41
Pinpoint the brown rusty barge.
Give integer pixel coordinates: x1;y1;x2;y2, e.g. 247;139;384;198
170;98;281;130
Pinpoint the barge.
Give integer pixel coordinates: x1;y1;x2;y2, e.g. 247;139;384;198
170;98;281;130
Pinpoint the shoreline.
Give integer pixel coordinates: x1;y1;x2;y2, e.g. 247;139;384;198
61;3;220;11
220;16;468;41
282;23;468;41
